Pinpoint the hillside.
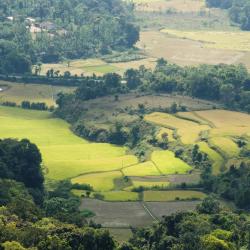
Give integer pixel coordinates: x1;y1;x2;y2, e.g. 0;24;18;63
0;0;250;248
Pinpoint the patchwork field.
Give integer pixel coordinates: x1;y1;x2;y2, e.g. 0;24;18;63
144;110;250;174
1;105;249;202
80;198;199;227
137;31;250;70
0;81;75;106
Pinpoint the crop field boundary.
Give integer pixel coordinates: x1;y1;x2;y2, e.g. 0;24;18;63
70;162;140;180
141;201;159;222
193;111;217;128
175;111;214;127
206;139;228;172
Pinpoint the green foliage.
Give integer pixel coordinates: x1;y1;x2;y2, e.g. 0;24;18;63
129;198;249;250
0;139;44;204
206;0;250;30
0;0;139;69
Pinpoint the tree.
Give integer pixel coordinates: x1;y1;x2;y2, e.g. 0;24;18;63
2;241;27;250
197;196;221;214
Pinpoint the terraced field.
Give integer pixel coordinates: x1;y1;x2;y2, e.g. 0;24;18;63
145;112;210;144
144;110;250;174
1;106;249;202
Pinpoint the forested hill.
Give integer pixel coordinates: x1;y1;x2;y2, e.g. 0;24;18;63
0;0;139;73
206;0;250;30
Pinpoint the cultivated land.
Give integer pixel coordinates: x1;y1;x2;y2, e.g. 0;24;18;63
145;112;210;144
0;81;75;106
0;106;137;181
143;190;207;202
145;110;250;174
40;58;157;77
80;198;200;227
1;103;249;201
133;0;206;12
134;0;250;70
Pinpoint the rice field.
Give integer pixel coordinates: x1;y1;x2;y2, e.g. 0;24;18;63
133;0;206;13
40;58;155;76
145;112;210;144
161;29;250;52
176;111;209;125
209;137;240;158
143;190;206;202
125;180;170;191
195;110;250;129
100;191;139;201
122;161;161;176
0;106;137;181
198;142;224;175
151;150;192;174
0;81;75;106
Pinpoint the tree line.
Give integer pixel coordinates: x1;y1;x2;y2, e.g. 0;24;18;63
206;0;250;30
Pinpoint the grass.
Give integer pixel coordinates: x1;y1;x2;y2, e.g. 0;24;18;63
161;29;250;52
100;191;139;201
198;142;224;175
143;190;207;202
122;161;161;176
0;81;74;106
72;171;122;191
145;112;210;144
151;150;192;174
0;106;137;180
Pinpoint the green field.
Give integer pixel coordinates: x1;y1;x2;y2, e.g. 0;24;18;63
123;161;161;176
0;106;137;181
1;105;249;201
143;190;207;202
39;58;154;77
100;191;139;201
209;137;240;158
198;142;224;175
72;171;123;191
151;150;192;174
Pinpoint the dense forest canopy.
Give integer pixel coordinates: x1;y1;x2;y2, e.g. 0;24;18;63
0;0;139;73
206;0;250;30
